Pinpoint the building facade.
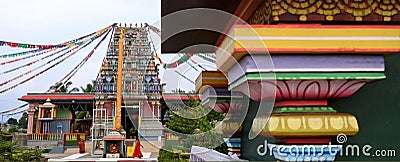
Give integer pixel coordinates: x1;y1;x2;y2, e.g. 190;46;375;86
19;93;93;148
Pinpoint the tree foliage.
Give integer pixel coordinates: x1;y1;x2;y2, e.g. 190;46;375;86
49;81;79;92
172;88;186;93
8;125;18;133
6;118;18;125
159;98;228;161
18;112;28;129
80;83;94;92
165;98;224;133
0;130;43;161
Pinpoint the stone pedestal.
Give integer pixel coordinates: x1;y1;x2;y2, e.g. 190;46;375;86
103;130;125;158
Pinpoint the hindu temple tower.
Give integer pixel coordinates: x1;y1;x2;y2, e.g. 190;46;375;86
92;23;163;153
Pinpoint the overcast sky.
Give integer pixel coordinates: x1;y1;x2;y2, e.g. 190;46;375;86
0;0;215;121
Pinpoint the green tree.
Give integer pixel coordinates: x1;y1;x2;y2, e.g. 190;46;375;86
159;98;228;161
6;118;18;125
172;88;185;93
49;82;63;92
0;130;43;161
166;98;224;133
8;125;18;133
18;112;28;129
49;81;79;92
80;83;94;92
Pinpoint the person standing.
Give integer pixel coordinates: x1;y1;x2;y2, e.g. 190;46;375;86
132;136;143;158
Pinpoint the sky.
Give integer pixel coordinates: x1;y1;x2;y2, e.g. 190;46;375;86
0;0;215;121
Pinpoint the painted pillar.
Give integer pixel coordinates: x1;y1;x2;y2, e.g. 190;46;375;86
35;118;41;133
116;27;124;129
27;104;36;134
152;101;155;118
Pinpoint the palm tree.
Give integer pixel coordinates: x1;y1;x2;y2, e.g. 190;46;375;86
49;82;63;92
172;88;185;93
49;81;79;92
80;83;94;93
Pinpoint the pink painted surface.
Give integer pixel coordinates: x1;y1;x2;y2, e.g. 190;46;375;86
233;80;368;101
27;111;35;134
205;101;243;116
95;102;114;117
141;102;159;117
153;103;159;117
142;102;153;117
214;102;230;113
104;102;114;117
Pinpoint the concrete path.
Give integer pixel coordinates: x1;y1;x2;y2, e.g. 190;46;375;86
46;141;160;161
47;152;157;162
61;153;88;159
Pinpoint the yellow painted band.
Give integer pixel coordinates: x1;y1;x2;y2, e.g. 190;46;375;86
234;40;400;49
234;28;400;37
252;113;359;137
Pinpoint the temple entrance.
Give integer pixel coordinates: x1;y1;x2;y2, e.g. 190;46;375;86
73;109;93;136
56;103;93;136
122;105;139;139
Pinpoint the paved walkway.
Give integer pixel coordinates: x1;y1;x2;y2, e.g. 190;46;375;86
45;141;161;161
46;152;157;162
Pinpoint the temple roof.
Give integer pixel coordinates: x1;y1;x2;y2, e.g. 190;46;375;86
162;93;200;100
19;93;94;103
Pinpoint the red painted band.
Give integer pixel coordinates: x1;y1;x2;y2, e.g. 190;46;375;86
235;47;400;53
274;100;328;107
234;24;400;29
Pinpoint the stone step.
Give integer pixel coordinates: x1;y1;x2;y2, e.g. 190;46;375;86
139;129;163;137
140;119;162;123
140;126;163;129
140;120;162;124
140;141;163;153
85;141;92;153
141;117;161;120
140;126;164;129
49;146;65;154
140;127;164;130
64;148;79;154
140;124;163;127
140;121;164;128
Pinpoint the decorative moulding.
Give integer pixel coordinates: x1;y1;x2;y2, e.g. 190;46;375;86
195;71;228;93
200;86;243;114
228;55;385;85
230;72;385;101
252;113;359;137
216;25;400;72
